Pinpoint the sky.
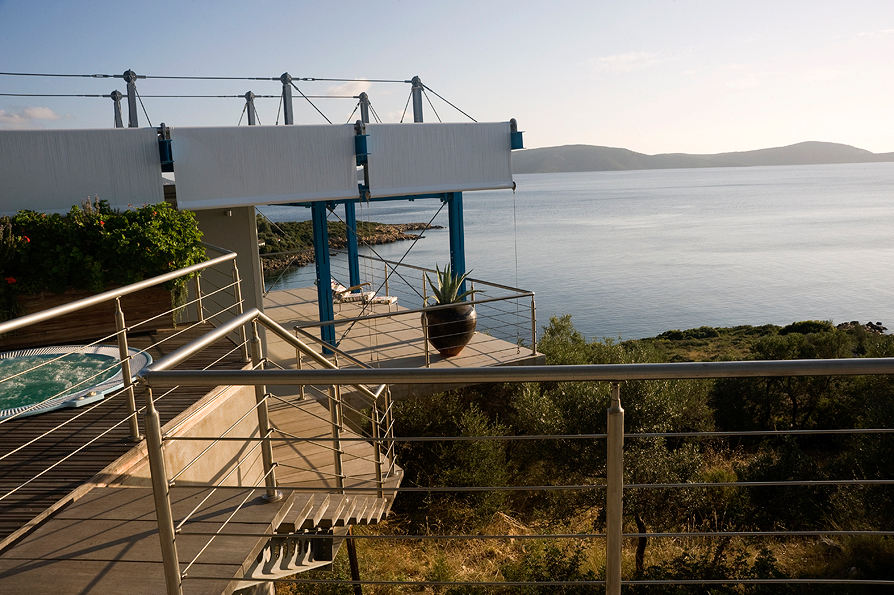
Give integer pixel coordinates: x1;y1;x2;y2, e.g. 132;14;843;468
1;0;893;155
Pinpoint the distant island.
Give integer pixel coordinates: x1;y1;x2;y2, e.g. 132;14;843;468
511;141;894;174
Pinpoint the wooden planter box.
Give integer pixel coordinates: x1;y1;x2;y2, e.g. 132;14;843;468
3;287;174;351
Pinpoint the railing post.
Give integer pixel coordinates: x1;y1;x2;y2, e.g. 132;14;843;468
251;321;283;502
329;385;345;493
114;298;143;442
421;310;431;368
384;386;395;476
371;391;384;499
295;341;306;400
531;296;537;356
142;384;182;595
232;262;250;363
193;275;204;323
606;381;624;595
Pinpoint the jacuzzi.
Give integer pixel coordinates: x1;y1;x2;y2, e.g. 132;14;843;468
0;345;152;420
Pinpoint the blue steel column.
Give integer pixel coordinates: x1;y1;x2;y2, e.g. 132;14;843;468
345;202;361;288
445;192;468;297
312;201;336;349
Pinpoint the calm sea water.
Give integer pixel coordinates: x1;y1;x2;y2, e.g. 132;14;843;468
259;162;894;340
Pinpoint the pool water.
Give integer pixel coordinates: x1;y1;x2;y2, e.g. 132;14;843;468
0;353;120;411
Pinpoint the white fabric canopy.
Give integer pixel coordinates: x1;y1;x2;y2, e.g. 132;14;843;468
171;125;359;210
0;128;164;216
366;122;514;198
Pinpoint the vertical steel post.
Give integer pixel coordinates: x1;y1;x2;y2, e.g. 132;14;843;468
312;201;336;350
531;297;537;355
143;384;182;595
110;90;124;128
359;92;370;124
329;385;345;493
421;311;431;368
193;275;204;323
295;340;306;400
345;202;361;288
250;321;283;502
606;381;624;595
445;192;467;297
371;392;384;499
232;263;250;363
123;70;139;128
114;298;142;441
280;72;294;125
384;386;394;475
410;76;424;123
245;91;256;125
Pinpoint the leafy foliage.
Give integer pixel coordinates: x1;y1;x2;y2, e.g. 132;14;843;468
424;263;481;305
1;200;204;320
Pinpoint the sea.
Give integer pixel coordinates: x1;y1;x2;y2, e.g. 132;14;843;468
258;162;894;341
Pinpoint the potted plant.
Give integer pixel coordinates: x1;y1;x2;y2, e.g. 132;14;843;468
422;264;482;357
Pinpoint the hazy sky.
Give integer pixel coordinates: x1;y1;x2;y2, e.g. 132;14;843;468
1;0;892;154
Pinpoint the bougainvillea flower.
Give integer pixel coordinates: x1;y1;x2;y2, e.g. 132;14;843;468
5;277;16;284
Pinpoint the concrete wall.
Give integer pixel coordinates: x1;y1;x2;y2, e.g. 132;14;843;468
120;384;265;488
194;206;264;316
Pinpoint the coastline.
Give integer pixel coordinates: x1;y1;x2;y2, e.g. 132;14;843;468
260;222;442;273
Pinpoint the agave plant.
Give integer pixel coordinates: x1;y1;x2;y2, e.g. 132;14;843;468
424;264;482;305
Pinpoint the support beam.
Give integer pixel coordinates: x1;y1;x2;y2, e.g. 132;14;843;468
445;192;467;297
345;202;360;288
312;201;336;350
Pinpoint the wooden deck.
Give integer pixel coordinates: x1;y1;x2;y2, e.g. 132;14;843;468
263;287;544;400
0;309;403;594
0;284;534;594
0;323;248;545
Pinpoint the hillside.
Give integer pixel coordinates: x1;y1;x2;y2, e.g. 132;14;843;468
512;141;894;174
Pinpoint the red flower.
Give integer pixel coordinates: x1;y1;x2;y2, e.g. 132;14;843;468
5;277;15;284
99;221;105;226
22;236;29;243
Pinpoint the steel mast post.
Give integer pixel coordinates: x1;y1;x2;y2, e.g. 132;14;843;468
280;72;294;125
244;91;256;125
110;90;124;128
411;76;424;123
359;91;370;124
123;70;139;128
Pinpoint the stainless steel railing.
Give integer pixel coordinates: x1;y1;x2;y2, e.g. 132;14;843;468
263;252;537;364
138;357;894;594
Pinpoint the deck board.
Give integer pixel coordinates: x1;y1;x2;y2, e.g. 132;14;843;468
0;323;249;544
263;287;544;400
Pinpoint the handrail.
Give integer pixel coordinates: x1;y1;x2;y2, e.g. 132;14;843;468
139;356;894;387
142;308;386;402
294;293;534;330
0;251;238;335
358;254;535;295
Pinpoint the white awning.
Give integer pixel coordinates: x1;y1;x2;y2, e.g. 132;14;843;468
0;128;164;216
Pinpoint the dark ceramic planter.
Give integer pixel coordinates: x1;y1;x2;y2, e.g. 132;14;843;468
422;304;477;357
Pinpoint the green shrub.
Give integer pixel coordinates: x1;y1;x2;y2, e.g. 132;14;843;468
2;199;204;320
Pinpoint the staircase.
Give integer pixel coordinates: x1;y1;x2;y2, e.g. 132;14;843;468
236;493;388;589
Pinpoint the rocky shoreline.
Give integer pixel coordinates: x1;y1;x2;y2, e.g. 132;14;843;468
260;222;442;273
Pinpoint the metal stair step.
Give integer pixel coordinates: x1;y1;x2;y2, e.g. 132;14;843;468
275;493;316;534
312;495;348;530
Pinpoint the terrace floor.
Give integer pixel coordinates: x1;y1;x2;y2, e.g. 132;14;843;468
263;287;545;400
